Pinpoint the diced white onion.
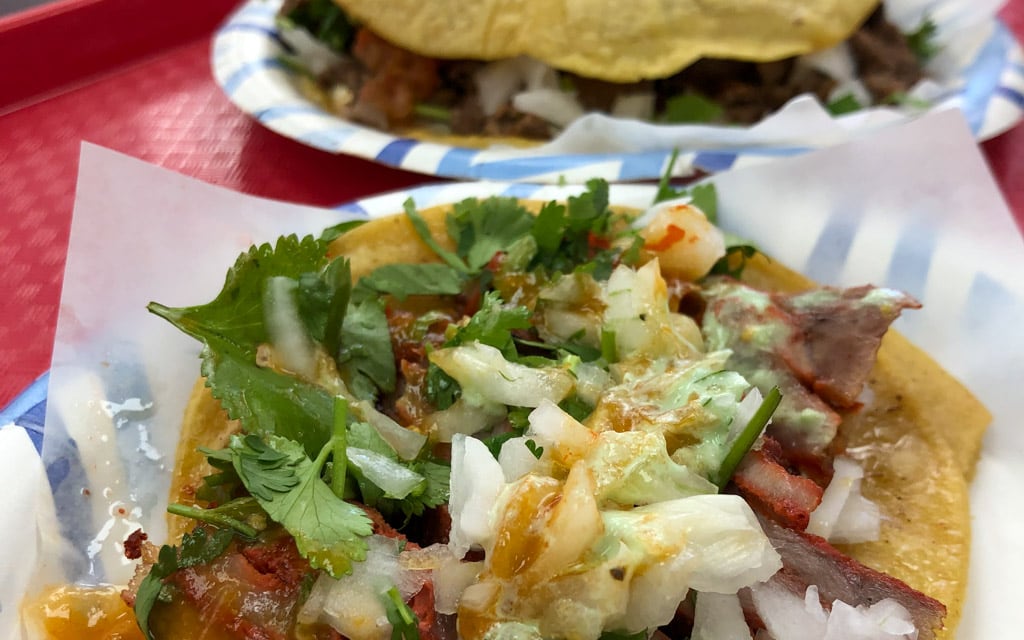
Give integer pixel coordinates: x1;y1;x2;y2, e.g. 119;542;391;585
605;494;781;631
751;582;918;640
527;399;596;467
264;276;318;380
498;436;543;482
354;400;427;460
427;397;507;443
692;592;753;640
474;56;558;116
433;556;484;615
729;387;765;442
448;434;506;559
297;535;431;640
807;456;880;543
610;93;656;121
513;89;585;128
430;342;574;408
346;447;425;499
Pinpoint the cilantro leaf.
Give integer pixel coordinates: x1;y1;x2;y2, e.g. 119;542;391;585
337;298;396;401
296;257;351;358
662;93;723;123
228;434;374;577
689;183;718;224
448;197;537;271
357;263;465;301
709;244;758;279
455;291;532;358
281;0;357;54
826;93;864;116
134;527;234;640
524;439;544;459
345;422;450;520
383;585;421;640
531;201;569;254
402;199;469;273
148;235;327;355
655;149;687;203
166;497;267;538
906;17;939;63
200;342;334;455
424;292;531;408
320;219;367;244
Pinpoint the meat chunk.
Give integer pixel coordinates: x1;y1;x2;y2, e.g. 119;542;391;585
701;278;919;476
755;515;946;639
732;438;823;530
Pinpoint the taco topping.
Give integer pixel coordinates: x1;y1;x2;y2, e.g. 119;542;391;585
102;180;951;640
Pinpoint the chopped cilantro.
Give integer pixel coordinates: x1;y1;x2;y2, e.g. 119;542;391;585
148;235;328;353
425;292;532;408
382;585;421;640
226;434;374;577
402;199;469;273
653;155;719;224
355;263;465;301
200;343;335;455
295;257;351;360
166;497;266;539
906;17;939;63
320;219;367;244
690;183;719;224
524;439;545;459
413;103;452;123
134;527;234;640
559;395;595;423
709;244;758;279
715;387;783;489
346;422;450;521
280;0;357;54
337;298;396;401
827;93;864;116
448;196;537;271
662;93;723;124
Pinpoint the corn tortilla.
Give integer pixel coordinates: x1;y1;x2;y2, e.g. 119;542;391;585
332;0;881;82
168;202;987;636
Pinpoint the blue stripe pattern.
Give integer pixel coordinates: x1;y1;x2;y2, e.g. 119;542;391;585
223;58;288;96
886;217;938;300
959;22;1015;134
375;139;418;165
0;372;48;452
804;207;862;284
996;86;1024;109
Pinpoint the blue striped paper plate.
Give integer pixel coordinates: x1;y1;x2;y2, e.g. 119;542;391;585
212;0;1024;182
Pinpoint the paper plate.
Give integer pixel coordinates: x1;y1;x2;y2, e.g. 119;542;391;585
212;0;1024;182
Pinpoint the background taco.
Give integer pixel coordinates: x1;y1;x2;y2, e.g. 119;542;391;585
279;0;934;143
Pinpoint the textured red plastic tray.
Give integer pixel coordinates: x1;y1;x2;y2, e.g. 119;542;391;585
1;0;1023;408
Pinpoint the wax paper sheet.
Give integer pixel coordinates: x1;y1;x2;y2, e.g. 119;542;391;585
4;109;1023;638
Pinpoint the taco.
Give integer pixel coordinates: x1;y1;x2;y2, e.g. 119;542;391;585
278;0;936;144
23;181;987;639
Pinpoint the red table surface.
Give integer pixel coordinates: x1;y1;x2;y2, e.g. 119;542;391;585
1;0;1023;408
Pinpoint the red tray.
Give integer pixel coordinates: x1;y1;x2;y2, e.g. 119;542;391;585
2;0;1023;407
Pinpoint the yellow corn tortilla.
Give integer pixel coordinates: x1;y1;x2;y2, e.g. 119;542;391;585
168;203;988;637
332;0;881;82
